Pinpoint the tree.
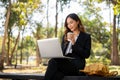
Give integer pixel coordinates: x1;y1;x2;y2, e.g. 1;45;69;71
32;23;46;66
110;0;120;65
0;0;41;70
0;0;11;71
78;0;111;64
88;0;120;65
46;0;50;38
55;0;71;37
10;0;41;65
23;36;35;64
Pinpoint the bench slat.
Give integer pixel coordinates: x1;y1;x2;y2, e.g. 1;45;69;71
0;73;44;80
63;76;120;80
0;73;120;80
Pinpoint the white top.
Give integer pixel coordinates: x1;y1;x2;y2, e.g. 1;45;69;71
65;35;79;55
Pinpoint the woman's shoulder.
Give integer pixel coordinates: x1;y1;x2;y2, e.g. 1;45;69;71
80;31;91;37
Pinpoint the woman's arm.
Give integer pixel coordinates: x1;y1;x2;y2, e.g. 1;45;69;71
72;34;91;58
61;35;68;56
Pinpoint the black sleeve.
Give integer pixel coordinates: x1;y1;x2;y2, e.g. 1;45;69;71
72;34;91;58
61;35;68;56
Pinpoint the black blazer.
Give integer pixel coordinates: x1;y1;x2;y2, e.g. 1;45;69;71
61;32;91;69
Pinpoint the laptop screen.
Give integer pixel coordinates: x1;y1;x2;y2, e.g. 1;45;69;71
37;38;64;58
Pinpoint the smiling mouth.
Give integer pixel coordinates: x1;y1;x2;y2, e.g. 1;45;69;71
70;28;74;30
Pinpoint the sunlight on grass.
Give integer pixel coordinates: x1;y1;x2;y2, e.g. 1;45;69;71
3;60;47;74
2;60;120;76
109;66;120;75
3;64;47;74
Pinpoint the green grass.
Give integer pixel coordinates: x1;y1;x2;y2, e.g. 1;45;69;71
109;66;120;75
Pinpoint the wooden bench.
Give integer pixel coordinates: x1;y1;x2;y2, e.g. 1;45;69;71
0;72;120;80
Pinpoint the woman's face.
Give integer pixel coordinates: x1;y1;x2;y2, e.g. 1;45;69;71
66;17;79;32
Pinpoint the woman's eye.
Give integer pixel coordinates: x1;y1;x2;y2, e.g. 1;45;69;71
67;21;74;26
70;21;73;24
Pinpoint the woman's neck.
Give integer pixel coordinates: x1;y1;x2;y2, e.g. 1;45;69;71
73;30;80;36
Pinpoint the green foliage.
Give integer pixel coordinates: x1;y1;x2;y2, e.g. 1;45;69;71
92;0;120;15
11;2;27;26
32;23;46;39
80;14;110;46
79;1;111;54
93;0;103;3
18;0;28;2
23;36;35;48
10;0;41;27
86;56;111;65
74;0;114;64
0;0;8;3
58;27;64;42
87;39;111;65
113;4;120;15
59;0;71;12
46;27;55;38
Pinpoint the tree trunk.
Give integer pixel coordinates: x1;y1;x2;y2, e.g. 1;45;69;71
0;0;11;71
6;29;11;65
36;43;41;66
55;0;58;37
20;26;25;64
9;31;20;65
46;0;49;38
6;27;13;65
111;15;119;65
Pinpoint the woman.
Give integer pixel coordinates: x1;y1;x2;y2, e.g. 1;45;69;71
43;13;91;80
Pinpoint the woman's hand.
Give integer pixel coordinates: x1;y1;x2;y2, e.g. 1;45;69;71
67;32;75;45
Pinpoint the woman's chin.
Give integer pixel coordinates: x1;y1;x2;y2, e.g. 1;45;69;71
70;29;74;31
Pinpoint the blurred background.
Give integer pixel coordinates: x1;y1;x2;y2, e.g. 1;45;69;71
0;0;120;75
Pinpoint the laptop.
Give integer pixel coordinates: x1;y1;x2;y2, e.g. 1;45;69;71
37;38;73;59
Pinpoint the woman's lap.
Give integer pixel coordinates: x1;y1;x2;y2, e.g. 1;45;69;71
50;58;79;75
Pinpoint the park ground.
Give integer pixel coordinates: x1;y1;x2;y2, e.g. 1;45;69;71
2;64;120;75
